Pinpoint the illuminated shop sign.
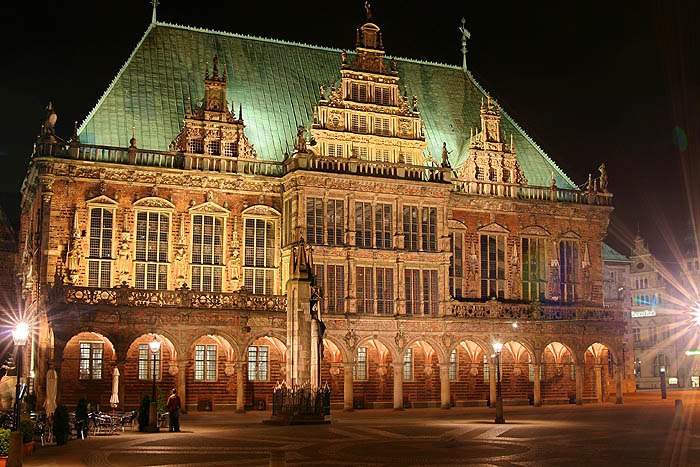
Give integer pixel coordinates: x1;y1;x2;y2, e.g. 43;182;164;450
631;310;656;318
668;377;678;385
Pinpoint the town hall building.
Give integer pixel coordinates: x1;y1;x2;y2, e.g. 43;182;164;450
19;6;625;412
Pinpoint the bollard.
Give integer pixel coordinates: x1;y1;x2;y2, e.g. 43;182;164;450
270;449;286;467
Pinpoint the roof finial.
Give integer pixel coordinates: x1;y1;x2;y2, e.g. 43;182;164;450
239;104;243;121
364;1;373;22
223;63;227;80
151;0;159;24
459;17;471;72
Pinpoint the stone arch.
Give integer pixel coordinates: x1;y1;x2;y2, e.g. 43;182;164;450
354;335;399;363
403;336;447;364
582;341;616;402
542;340;578;365
244;330;287;355
322;335;350;363
540;341;577;402
184;331;239;362
446;338;492;405
447;336;492;362
582;340;618;363
55;326;120;360
124;330;181;362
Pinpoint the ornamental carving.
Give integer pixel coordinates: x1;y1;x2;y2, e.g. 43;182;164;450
116;232;132;285
343;329;358;349
66;211;83;285
229;231;241;291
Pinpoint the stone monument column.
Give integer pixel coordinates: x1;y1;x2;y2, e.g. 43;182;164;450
343;363;354;411
286;241;314;386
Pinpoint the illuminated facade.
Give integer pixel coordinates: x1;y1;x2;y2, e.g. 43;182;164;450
19;10;627;411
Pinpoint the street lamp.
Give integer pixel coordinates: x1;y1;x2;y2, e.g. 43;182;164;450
10;322;29;466
492;342;505;424
148;338;161;432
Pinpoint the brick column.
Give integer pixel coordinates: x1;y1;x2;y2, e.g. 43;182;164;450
177;360;187;414
575;364;584;405
533;363;542;407
439;363;450;409
392;363;403;410
343;363;354;411
236;362;246;413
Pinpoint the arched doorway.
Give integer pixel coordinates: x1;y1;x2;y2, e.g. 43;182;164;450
584;342;612;402
185;334;237;411
59;332;117;409
541;342;576;404
449;339;490;406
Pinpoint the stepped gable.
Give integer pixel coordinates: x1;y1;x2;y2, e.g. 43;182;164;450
78;21;577;189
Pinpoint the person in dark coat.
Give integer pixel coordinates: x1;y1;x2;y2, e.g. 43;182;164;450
166;388;182;432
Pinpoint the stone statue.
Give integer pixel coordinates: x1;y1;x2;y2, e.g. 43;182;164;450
364;1;372;21
294;125;307;153
116;232;132;285
319;83;326;99
441;142;451;168
391;57;397;71
229;231;241;290
66;214;83;284
341;49;347;64
173;245;187;288
412;94;418;111
22;241;35;294
598;163;608;192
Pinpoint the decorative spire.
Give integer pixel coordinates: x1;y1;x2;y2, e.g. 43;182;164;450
151;0;159;24
223;63;227;80
239;104;243;121
459;17;471;72
510;133;514;152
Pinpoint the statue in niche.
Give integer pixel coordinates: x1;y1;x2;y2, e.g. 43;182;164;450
229;231;241;290
66;218;83;285
116;232;132;285
173;245;188;288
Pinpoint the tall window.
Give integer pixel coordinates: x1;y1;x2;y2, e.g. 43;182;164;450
188;138;204;154
633;327;640;342
248;346;268;381
327;265;345;313
351;114;368;132
353;347;367;380
191;214;224;292
421;207;437;251
243;218;276;295
521;237;546;301
306;198;324;245
422;270;438;315
355;202;372;248
402;205;419;251
376;267;394;314
375;86;391;105
206;140;220;156
375;204;392;249
88;207;113;287
194;345;217;381
351;83;369;103
328;143;343;158
449;232;464;298
650;326;657;343
138;344;161;380
480;234;506;298
559;240;579;302
327;200;344;246
449;349;458;380
405;269;420;315
356;266;374;314
223;142;238;157
403;348;413;381
79;342;103;380
135;212;169;290
483;354;490;382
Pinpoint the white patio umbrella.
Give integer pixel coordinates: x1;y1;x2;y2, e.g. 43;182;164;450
110;367;120;408
44;368;57;416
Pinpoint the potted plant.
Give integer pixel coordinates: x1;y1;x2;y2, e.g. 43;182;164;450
75;398;89;439
138;395;150;432
0;428;10;466
52;405;70;445
19;418;34;456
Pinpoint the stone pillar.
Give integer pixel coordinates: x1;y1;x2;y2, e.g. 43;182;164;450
575;364;584;405
615;364;623;404
439;363;450;409
392;363;403;410
343;363;354;411
595;365;603;403
236;362;246;413
176;360;187;414
533;363;542;407
489;358;497;408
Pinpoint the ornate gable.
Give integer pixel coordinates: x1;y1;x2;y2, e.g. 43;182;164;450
560;230;581;240
477;222;509;234
85;194;119;207
242;205;280;217
521;225;550;237
188;200;230;215
133;196;176;210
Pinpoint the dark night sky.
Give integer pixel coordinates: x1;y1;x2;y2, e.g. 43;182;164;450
0;1;697;261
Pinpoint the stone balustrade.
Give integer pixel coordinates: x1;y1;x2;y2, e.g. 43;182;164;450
52;284;287;313
452;178;613;206
449;300;622;321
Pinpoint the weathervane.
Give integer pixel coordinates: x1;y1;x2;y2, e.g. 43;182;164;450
459;17;471;72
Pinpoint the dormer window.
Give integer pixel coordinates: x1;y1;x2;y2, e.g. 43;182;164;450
188;139;204;154
351;83;369;103
206;140;220;156
375;87;391;106
223;142;238;157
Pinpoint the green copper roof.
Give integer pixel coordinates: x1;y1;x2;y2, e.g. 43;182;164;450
602;242;630;263
79;22;577;189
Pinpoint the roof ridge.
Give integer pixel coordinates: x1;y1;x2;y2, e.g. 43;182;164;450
78;23;156;135
462;70;578;190
154;21;464;71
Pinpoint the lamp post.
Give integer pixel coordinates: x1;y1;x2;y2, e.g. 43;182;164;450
148;338;161;432
492;342;505;424
9;322;29;467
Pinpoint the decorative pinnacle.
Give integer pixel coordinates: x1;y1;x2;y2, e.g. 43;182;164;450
459;17;471;72
151;0;159;24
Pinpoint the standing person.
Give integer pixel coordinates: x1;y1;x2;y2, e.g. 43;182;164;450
166;388;181;432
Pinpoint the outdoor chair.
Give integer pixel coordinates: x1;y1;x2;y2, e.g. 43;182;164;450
89;411;115;435
35;413;52;446
157;412;169;429
120;411;137;431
